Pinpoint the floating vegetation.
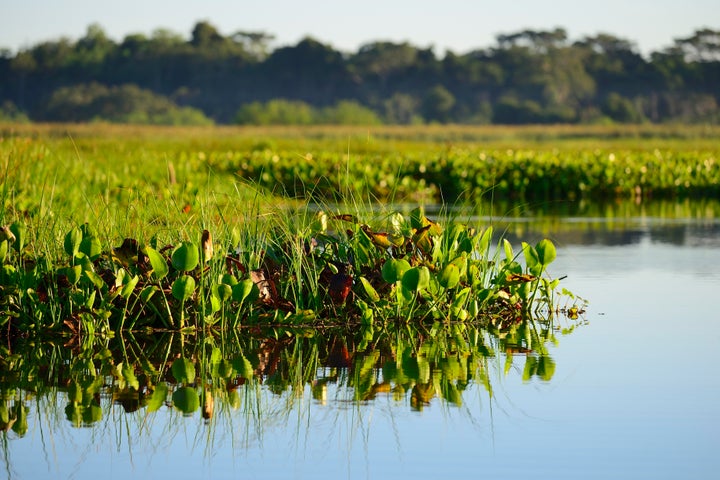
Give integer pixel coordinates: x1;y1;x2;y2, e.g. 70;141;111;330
0;207;582;336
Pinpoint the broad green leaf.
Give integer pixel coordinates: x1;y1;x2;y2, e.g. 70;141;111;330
232;355;254;379
145;246;169;280
79;235;102;260
171;241;199;272
120;274;139;299
381;258;411;283
64;228;83;258
172;387;199;414
439;264;460;289
146;383;168;412
140;285;157;303
172;275;196;302
171;357;196;383
402;266;430;292
65;265;82;285
232;278;259;304
213;283;233;302
522;242;541;275
536;239;557;266
503;238;513;261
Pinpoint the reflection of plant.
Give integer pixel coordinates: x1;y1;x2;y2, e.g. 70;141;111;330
0;312;583;435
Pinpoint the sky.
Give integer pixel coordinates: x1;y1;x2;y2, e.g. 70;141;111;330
1;0;718;57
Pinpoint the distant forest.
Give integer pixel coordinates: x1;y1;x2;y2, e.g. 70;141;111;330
1;22;719;125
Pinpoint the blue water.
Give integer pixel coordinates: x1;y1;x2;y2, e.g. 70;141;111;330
3;219;720;479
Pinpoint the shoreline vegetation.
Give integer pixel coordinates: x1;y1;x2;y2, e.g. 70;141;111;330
0;123;610;338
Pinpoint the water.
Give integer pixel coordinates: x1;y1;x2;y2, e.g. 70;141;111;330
2;210;720;479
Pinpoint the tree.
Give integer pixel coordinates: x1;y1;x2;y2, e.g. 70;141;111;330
421;85;455;122
43;83;213;125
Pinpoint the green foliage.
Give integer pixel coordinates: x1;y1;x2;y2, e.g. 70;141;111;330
235;99;382;125
4;22;718;124
44;83;214;125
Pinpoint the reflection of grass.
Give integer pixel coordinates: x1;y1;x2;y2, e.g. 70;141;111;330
0;317;586;473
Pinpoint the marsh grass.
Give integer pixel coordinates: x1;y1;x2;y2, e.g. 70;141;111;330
0;124;590;337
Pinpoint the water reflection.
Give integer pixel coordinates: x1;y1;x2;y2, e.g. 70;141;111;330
439;198;720;247
0;314;581;443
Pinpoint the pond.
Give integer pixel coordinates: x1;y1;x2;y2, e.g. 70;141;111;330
2;201;719;480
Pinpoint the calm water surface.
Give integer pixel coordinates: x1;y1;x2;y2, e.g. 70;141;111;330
3;211;719;479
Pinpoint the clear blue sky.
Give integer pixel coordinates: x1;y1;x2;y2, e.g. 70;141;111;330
1;0;718;56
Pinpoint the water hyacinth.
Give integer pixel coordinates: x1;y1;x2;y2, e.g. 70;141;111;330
0;207;582;335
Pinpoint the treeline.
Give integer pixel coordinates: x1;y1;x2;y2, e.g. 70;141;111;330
1;22;719;125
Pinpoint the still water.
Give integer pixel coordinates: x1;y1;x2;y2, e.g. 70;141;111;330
2;205;719;480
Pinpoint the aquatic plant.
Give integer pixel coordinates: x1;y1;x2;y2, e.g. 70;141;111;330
0;206;580;335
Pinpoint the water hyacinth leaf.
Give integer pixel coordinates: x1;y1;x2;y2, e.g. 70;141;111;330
140;285;157;303
171;242;200;272
207;292;222;313
536;239;557;266
232;355;254;379
79;235;102;260
64;228;83;257
409;207;425;230
172;387;200;415
75;253;94;272
147;383;168;412
439;264;460;289
522;242;541;276
402;266;430;292
171;357;196;383
145;246;168;280
358;276;380;302
172;275;196;302
121;362;139;391
217;359;235;379
65;265;83;285
232;278;259;304
503;239;514;261
381;258;411;283
213;283;233;302
120;274;139;299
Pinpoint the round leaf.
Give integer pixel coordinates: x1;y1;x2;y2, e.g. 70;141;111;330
439;264;460;289
536;239;557;266
232;278;259;304
172;387;200;415
79;235;102;260
401;266;430;292
381;258;411;283
172;275;196;302
171;242;200;272
171;357;196;383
